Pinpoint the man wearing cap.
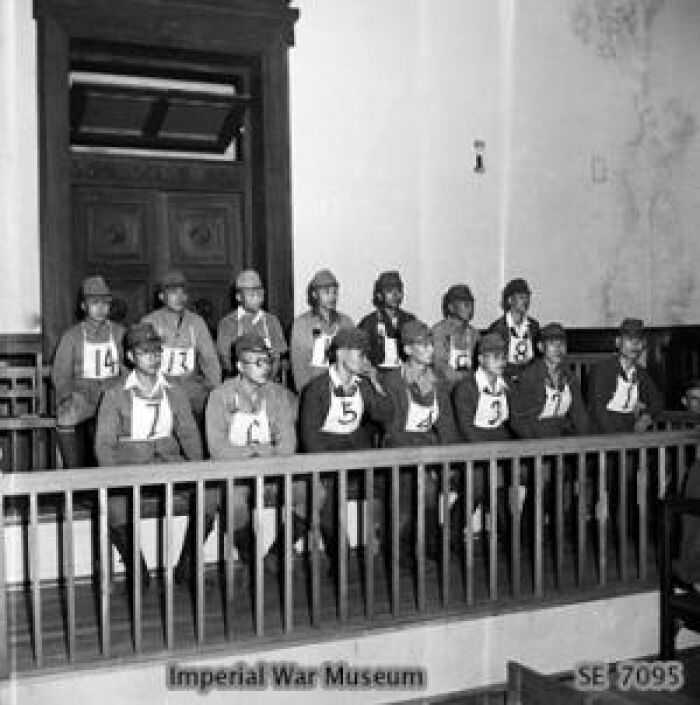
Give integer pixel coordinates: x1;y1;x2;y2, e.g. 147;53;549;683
510;323;590;439
141;269;221;419
589;318;662;434
95;323;204;590
216;269;287;379
487;278;540;379
52;275;125;467
432;284;481;384
358;270;416;371
290;269;354;392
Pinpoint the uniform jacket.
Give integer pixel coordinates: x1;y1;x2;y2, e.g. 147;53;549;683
380;366;459;447
216;308;287;376
51;319;125;403
95;372;203;466
431;318;480;384
452;369;513;443
510;358;590;438
358;308;416;368
588;355;663;434
289;309;354;392
299;369;394;452
487;313;541;381
206;376;297;460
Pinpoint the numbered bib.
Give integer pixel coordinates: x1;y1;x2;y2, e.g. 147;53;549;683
405;392;439;433
82;337;119;380
474;389;508;429
508;335;533;365
228;403;272;446
161;345;195;377
377;323;400;368
539;384;572;419
322;389;363;434
606;375;639;414
311;333;333;368
449;345;472;371
129;392;173;441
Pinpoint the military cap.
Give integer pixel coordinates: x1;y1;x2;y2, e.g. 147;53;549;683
479;332;507;355
619;318;645;338
125;323;162;352
82;275;111;299
401;320;432;346
332;327;369;353
161;270;188;289
235;332;271;357
309;269;339;288
376;271;403;290
540;322;567;341
445;284;474;304
235;269;263;290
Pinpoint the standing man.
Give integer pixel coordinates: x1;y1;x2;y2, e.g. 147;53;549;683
95;323;205;590
142;270;221;420
290;269;354;392
589;318;663;434
359;270;416;372
52;275;125;468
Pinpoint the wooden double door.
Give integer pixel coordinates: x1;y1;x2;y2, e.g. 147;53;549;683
72;183;245;329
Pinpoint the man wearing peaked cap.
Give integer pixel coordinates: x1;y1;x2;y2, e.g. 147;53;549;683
290;268;354;392
510;322;590;440
487;277;540;379
95;321;203;591
190;331;300;577
589;317;662;433
141;269;221;418
51;274;125;468
359;269;416;372
216;268;287;378
432;283;481;385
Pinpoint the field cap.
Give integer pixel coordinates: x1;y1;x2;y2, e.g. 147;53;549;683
445;284;474;304
332;327;369;353
540;322;566;341
82;275;111;299
480;332;507;355
235;269;263;290
161;270;188;289
376;271;403;290
310;269;339;288
503;278;531;301
401;320;432;346
125;323;162;353
235;332;270;357
619;318;645;338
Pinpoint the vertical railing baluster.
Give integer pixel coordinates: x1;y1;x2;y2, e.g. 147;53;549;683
284;473;293;633
638;448;648;580
97;487;109;659
225;478;235;641
534;455;543;598
196;480;205;644
0;491;7;678
131;485;142;653
596;451;607;587
364;468;375;620
165;482;174;650
554;455;564;589
441;464;450;608
510;457;521;599
254;475;264;636
676;444;684;494
416;464;425;613
391;465;400;617
338;470;348;623
488;458;497;601
576;453;586;586
619;450;628;583
63;490;75;661
311;472;321;627
464;461;474;605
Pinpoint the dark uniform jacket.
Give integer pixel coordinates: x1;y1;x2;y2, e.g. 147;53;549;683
452;369;513;443
487;314;541;382
358;308;416;368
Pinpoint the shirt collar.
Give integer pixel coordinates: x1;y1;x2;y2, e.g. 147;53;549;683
475;367;507;394
329;365;358;390
506;311;530;336
236;307;263;324
124;369;169;396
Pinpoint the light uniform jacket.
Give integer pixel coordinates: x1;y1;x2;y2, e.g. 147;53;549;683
431;318;480;385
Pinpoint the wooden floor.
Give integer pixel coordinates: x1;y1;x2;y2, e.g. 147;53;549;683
7;522;661;674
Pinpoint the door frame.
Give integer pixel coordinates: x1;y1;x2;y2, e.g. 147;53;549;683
35;0;298;354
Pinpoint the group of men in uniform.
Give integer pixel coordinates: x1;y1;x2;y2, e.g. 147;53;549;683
51;266;678;589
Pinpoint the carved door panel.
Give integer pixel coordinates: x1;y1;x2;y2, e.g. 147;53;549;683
72;186;244;328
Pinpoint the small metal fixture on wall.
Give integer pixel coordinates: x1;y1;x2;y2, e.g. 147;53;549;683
474;140;485;173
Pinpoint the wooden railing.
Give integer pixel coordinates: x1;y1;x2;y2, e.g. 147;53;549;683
1;429;698;677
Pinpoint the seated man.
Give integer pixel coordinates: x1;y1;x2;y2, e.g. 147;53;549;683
589;318;662;433
204;332;300;572
510;322;590;439
675;379;700;592
299;327;394;567
95;323;205;590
